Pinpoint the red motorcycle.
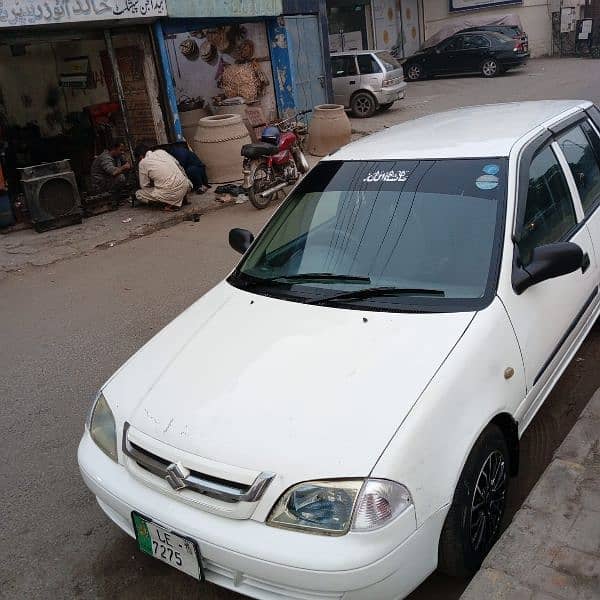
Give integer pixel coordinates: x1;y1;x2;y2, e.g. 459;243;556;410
241;110;311;209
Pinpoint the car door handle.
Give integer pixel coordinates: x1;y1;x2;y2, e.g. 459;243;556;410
349;80;356;84
582;252;590;273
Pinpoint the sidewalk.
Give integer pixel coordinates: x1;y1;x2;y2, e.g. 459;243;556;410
461;388;600;600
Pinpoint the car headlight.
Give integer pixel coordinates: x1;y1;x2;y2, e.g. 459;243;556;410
87;391;117;462
267;479;412;536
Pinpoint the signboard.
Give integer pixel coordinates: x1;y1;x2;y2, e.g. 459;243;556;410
0;0;167;28
166;0;281;19
450;0;522;12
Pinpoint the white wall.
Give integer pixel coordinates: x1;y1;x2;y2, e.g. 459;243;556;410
422;0;555;57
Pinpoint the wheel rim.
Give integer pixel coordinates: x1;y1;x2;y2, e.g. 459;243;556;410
482;60;497;76
408;65;421;80
469;449;507;553
253;166;272;204
355;96;373;115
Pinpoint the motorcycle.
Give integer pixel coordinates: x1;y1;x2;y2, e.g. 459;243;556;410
241;110;311;209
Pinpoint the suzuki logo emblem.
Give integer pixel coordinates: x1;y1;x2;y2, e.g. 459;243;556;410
165;461;190;491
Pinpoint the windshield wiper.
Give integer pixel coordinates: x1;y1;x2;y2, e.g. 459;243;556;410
308;286;445;305
269;273;371;283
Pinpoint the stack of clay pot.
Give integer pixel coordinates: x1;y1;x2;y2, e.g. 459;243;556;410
308;104;351;157
193;114;251;183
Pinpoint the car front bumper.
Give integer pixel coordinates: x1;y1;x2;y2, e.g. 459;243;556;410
374;81;407;105
78;431;446;600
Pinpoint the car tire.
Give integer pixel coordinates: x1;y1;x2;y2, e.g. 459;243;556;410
481;58;500;78
351;92;377;118
406;63;424;81
378;102;394;111
438;424;510;578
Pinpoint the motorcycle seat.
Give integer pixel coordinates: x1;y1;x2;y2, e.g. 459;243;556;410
241;142;279;159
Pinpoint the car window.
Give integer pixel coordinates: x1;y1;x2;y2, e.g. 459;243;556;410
234;158;507;309
357;54;381;75
375;51;401;70
518;146;577;265
557;123;600;216
331;55;358;78
463;34;489;49
440;36;463;52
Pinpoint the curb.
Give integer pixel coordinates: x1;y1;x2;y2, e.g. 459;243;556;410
461;388;600;600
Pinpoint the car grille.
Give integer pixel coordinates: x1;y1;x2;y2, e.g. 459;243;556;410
122;422;274;505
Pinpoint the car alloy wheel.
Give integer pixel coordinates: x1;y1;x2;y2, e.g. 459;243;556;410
438;424;510;577
482;59;499;77
469;450;507;553
351;92;376;118
407;64;422;80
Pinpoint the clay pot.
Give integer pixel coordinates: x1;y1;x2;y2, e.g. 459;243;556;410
193;114;251;183
180;107;210;145
308;104;351;157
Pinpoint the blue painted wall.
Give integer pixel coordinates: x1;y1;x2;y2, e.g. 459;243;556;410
266;19;296;115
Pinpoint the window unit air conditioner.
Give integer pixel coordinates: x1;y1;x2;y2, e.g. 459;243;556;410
19;160;83;233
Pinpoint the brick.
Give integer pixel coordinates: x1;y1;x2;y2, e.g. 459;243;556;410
522;565;579;600
563;509;600;555
524;460;584;516
554;419;600;466
461;568;533;600
579;389;600;421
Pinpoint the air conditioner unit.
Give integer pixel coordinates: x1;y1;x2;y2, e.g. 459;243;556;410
19;160;83;233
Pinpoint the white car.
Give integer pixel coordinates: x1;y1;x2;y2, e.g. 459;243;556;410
79;100;600;600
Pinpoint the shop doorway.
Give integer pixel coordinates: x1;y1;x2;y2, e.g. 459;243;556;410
328;1;374;52
0;28;166;220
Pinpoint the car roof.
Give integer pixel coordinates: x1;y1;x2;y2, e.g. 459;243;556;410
326;101;592;161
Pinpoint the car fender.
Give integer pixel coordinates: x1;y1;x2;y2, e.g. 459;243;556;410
370;297;526;527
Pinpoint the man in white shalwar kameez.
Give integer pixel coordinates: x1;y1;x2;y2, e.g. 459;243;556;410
135;144;192;210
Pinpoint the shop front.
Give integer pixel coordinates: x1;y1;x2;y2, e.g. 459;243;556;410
326;0;422;57
159;0;331;147
0;1;168;230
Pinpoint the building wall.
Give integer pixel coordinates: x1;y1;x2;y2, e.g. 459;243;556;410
422;0;554;57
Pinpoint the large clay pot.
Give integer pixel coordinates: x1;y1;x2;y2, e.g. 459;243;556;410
180;108;210;145
308;104;351;157
193;114;251;183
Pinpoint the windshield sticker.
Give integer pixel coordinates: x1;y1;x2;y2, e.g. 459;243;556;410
363;170;410;183
482;164;500;176
476;174;499;190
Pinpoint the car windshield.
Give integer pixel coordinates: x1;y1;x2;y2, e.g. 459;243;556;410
376;51;401;70
230;159;507;312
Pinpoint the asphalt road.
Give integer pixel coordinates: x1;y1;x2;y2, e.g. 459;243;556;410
2;61;600;600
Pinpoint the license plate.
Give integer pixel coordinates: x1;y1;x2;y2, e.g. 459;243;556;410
132;512;202;579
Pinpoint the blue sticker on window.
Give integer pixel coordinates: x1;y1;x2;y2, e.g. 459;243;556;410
482;164;500;176
476;174;499;190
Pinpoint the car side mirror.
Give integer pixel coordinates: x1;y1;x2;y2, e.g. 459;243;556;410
229;228;254;254
512;241;584;295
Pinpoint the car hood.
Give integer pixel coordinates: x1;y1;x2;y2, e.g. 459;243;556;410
105;283;475;481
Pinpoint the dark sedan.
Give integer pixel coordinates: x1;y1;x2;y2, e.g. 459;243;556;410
403;31;529;81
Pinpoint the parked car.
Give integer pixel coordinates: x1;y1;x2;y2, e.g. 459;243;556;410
330;50;407;117
460;24;529;53
79;100;600;600
403;30;529;80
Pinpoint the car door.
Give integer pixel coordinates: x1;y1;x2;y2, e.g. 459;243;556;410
429;36;463;75
555;111;600;254
500;138;599;428
460;34;491;72
356;53;382;93
330;55;359;107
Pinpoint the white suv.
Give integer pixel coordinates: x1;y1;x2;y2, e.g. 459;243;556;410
79;101;600;600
